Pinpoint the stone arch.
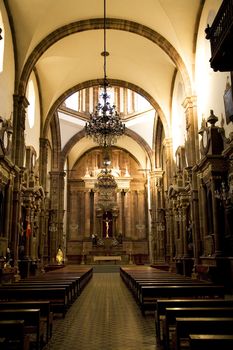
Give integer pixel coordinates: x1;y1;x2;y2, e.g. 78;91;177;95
18;18;192;98
60;128;153;171
50;111;62;171
44;78;168;139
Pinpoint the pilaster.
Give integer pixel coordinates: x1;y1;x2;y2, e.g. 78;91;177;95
12;95;29;166
39;138;50;190
182;96;199;166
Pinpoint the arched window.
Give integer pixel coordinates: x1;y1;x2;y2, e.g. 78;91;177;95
27;79;36;128
0;11;5;73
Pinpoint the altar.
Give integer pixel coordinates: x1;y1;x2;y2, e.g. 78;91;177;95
93;255;122;264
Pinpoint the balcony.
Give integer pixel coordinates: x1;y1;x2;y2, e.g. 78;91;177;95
205;0;233;71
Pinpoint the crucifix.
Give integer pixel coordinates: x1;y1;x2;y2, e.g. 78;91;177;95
103;216;112;238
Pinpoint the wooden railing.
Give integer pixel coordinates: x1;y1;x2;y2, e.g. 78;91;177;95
205;0;233;71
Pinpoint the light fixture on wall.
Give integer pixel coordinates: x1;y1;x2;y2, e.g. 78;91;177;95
85;0;125;148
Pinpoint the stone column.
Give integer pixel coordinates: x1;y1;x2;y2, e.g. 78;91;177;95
12;95;29;166
81;89;85;111
192;169;205;258
133;191;139;239
93;86;99;111
152;170;165;263
187;167;201;276
116;191;122;235
96;209;102;238
149;172;157;264
93;191;97;235
78;191;85;239
180;199;189;257
10;171;20;270
84;190;90;238
39;196;47;268
211;176;223;256
49;171;65;259
177;203;183;255
123;88;128;115
115;87;120;112
138;190;145;239
112;207;118;237
182;96;199;166
166;204;174;264
22;194;33;259
39;138;49;190
131;90;135;113
125;191;131;238
69;190;78;240
58;172;66;249
90;190;94;236
173;202;179;257
85;88;89;111
162;138;173;190
4;174;14;244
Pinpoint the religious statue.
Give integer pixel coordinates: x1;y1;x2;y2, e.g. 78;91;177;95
103;217;112;238
56;246;64;265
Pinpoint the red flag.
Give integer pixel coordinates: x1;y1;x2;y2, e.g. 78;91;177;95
26;222;31;238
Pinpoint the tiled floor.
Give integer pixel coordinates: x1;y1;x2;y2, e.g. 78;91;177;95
43;267;160;350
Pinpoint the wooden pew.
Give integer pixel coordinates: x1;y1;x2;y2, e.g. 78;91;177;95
139;285;225;314
0;320;30;350
155;298;233;343
47;267;93;292
34;269;93;295
11;281;74;304
135;281;212;302
164;307;233;350
126;277;208;299
189;334;233;350
27;275;81;297
0;309;43;350
0;301;52;343
175;317;233;350
24;278;78;299
0;287;68;317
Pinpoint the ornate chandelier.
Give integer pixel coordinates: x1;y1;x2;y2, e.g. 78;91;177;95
85;0;125;148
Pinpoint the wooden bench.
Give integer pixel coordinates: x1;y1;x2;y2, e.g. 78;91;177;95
41;268;93;294
175;317;233;350
13;281;74;304
135;281;212;301
127;278;208;299
189;334;233;350
0;301;53;343
0;309;43;350
28;275;81;296
155;298;233;343
0;320;30;350
164;307;233;350
0;287;68;317
139;285;225;314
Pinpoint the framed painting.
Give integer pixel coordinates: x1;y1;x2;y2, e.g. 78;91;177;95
224;83;233;124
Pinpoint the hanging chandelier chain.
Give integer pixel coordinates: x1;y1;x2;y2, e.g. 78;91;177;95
104;0;107;83
85;0;125;148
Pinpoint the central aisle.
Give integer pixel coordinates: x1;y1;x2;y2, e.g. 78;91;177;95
44;269;159;350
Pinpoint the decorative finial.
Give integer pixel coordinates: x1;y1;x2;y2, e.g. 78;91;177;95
207;109;218;126
201;115;207;129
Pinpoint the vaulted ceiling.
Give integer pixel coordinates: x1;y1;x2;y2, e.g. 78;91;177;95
7;0;205;170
